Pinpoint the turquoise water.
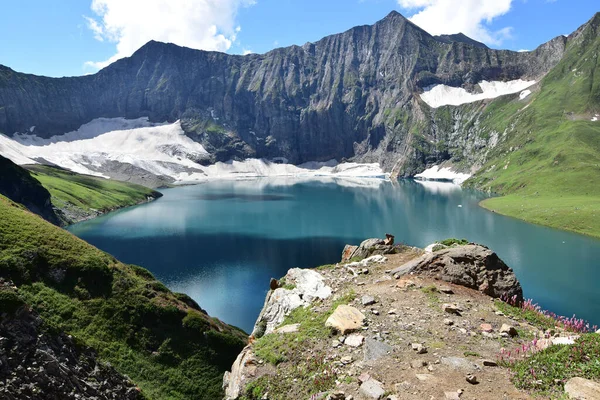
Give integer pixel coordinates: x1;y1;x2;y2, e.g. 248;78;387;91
68;178;600;333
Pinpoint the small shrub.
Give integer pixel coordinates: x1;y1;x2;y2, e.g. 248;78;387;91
439;238;469;247
0;289;25;314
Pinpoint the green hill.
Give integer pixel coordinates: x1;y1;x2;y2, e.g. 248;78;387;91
0;194;247;399
464;15;600;237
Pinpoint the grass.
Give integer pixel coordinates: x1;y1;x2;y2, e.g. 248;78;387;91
502;334;600;396
463;19;600;238
495;300;558;331
25;165;161;220
0;194;247;399
421;285;440;306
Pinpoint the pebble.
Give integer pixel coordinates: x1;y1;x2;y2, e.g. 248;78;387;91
443;318;454;326
442;303;461;315
362;295;377;306
411;343;427;354
466;374;478;384
500;324;518;337
482;360;498;367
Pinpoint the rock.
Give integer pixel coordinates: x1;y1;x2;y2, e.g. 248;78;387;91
415;374;434;381
564;377;600;399
443;318;454;326
596;329;600;334
383;234;395;246
358;373;371;383
396;279;416;289
269;278;280;290
466;374;478;385
326;305;365;334
480;323;493;333
439;285;454;294
400;244;524;302
441;357;477;371
340;356;353;365
411;343;427;354
359;378;386;400
388;309;397;315
274;324;300;334
442;303;461;315
362;295;376;306
364;338;393;361
482;360;498;367
342;245;359;262
500;324;518;337
327;391;346;400
252;268;332;337
224;346;257;399
445;392;462;400
411;359;428;369
344;334;365;348
332;339;341;348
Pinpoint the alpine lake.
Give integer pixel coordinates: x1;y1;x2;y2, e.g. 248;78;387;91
68;178;600;333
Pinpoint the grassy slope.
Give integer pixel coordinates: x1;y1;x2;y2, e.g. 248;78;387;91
0;195;247;399
24;165;161;218
465;15;600;238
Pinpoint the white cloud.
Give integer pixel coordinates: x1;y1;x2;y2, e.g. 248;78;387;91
242;49;253;55
84;0;256;71
397;0;514;46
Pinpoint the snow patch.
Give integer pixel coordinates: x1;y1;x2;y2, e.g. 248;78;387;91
414;179;462;194
414;165;470;185
420;79;536;108
519;90;531;100
592;117;598;122
0;118;388;184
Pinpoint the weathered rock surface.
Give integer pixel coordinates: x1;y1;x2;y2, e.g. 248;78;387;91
325;305;365;334
391;244;523;302
0;285;142;400
564;377;600;399
252;268;332;337
223;346;257;400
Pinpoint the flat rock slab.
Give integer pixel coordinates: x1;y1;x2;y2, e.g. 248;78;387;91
441;357;477;371
344;333;365;347
364;338;393;361
325;305;365;334
565;377;600;399
274;324;300;334
359;378;386;399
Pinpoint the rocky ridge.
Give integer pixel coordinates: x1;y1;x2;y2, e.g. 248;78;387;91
223;238;593;399
2;12;598;178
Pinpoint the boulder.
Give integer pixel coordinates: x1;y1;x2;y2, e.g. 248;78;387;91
223;346;257;400
391;244;523;302
364;338;393;361
326;305;365;334
564;377;600;399
359;378;386;399
500;324;518;337
344;334;365;347
341;245;359;262
343;238;399;262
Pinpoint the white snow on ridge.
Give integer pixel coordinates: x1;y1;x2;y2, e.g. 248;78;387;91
0;118;388;184
415;165;470;185
420;79;536;108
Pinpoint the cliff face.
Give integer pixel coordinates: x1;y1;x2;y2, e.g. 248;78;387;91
0;155;60;225
0;11;580;173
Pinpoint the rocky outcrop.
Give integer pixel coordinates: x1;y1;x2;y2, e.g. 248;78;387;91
564;377;600;399
3;12;597;175
0;282;143;400
342;238;406;261
251;268;332;338
0;155;60;225
389;244;523;302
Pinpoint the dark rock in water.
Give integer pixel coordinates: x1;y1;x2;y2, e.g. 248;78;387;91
392;244;523;302
0;155;60;225
0;280;143;400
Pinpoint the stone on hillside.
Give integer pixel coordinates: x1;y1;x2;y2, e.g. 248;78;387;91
364;338;393;361
340;356;353;365
415;374;434;381
359;378;386;400
358;373;371;383
596;329;600;334
466;374;478;385
342;245;359;262
442;303;461;315
439;285;454;294
445;391;462;400
411;359;428;369
223;346;257;399
411;343;427;354
441;357;477;371
326;305;365;334
482;360;498;367
274;324;299;334
392;244;523;302
362;295;376;306
500;324;518;337
443;318;454;326
480;323;493;333
327;391;346;400
564;377;600;399
344;334;365;348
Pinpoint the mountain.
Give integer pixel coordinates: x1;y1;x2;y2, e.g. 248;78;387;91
0;11;568;170
0;12;599;235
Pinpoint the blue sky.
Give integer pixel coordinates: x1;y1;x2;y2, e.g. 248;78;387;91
0;0;598;77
